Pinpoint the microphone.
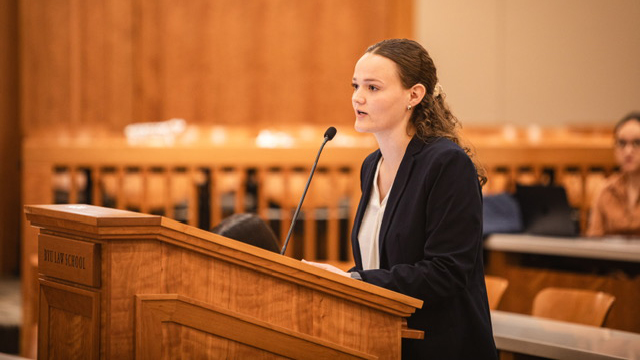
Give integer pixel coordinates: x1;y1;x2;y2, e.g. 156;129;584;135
280;127;337;255
324;126;337;141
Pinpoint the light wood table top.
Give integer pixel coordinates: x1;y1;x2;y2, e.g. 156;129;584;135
485;234;640;263
492;310;640;360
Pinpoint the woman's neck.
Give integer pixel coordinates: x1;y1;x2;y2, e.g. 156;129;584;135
372;127;413;200
374;127;413;167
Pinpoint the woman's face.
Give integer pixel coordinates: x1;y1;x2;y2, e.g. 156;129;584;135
351;53;412;136
615;119;640;174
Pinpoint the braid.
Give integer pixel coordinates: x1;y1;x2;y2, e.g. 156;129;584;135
413;91;488;187
414;94;458;145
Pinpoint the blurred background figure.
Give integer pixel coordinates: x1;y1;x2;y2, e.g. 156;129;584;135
587;112;640;237
211;213;281;253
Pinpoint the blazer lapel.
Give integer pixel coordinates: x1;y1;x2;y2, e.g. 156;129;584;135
351;150;381;268
378;136;425;261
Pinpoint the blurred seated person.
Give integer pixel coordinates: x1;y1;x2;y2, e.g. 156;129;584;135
587;112;640;237
211;213;280;253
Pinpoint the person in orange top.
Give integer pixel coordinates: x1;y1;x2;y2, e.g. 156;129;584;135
587;112;640;237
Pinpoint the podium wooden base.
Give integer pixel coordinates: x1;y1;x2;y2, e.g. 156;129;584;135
26;205;422;359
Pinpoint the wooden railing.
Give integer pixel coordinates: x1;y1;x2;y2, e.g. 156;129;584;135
20;130;617;357
23;136;617;263
24;142;370;262
476;143;617;231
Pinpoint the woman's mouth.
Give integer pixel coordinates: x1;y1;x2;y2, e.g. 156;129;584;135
356;110;368;116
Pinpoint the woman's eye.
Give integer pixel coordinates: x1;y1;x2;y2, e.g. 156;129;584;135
369;85;378;91
351;83;359;90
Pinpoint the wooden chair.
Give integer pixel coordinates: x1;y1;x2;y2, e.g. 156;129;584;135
531;287;616;326
485;275;509;310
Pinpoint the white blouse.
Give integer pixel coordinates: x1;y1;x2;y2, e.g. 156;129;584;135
358;158;391;270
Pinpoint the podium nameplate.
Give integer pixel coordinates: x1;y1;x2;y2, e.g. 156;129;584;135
38;234;101;287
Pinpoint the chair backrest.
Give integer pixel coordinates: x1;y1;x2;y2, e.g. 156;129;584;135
531;287;616;326
485;275;509;310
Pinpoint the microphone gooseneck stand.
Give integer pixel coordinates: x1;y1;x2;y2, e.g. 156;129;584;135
280;127;337;255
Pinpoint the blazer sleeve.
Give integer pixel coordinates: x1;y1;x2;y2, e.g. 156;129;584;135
357;148;484;304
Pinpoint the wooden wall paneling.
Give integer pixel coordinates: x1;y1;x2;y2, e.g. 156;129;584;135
20;0;412;136
133;0;407;128
134;0;162;124
68;0;82;133
21;0;134;137
20;0;71;137
388;0;413;39
104;0;135;131
0;0;20;276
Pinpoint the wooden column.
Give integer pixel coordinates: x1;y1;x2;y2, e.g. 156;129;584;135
0;0;20;277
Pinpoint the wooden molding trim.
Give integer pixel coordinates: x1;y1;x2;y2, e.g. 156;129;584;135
400;319;424;340
135;294;376;360
400;328;424;340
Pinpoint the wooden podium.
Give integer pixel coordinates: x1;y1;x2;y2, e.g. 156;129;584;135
25;204;422;359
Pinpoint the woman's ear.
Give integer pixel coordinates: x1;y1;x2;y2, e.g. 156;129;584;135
409;83;426;107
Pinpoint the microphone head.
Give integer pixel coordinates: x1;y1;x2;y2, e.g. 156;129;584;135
324;126;337;141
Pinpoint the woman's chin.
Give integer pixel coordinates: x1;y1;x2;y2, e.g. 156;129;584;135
354;120;372;133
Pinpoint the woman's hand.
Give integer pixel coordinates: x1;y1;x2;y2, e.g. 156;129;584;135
302;259;350;277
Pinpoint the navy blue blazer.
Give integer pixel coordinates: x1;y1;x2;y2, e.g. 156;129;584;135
351;136;498;360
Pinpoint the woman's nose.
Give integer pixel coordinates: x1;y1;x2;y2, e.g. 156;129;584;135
352;90;364;104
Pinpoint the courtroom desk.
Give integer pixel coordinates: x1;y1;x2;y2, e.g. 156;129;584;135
484;234;640;333
492;310;640;360
485;234;640;262
0;354;28;360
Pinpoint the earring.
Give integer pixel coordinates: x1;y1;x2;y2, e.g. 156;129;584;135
407;105;412;110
